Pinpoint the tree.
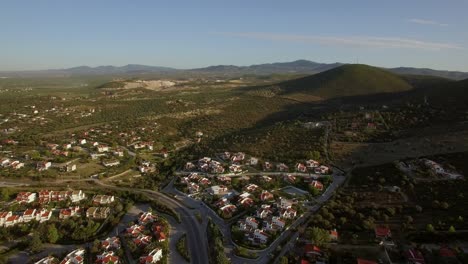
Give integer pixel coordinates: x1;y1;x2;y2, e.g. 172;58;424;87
426;224;435;233
448;225;456;233
91;239;100;254
307;150;321;161
30;233;43;253
0;188;11;201
46;224;60;243
306;227;330;246
280;256;289;264
441;202;449;209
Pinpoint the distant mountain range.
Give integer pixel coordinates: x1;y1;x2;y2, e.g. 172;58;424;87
190;60;343;75
1;60;468;80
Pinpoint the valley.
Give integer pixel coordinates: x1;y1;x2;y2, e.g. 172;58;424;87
1;63;468;264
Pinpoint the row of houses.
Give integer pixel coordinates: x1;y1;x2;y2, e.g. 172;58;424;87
13;190;113;212
0;208;52;227
92;195;115;204
184;155;330;175
35;248;85;264
95;236;121;264
0;158;25;170
124;211;164;264
86;207;111;219
15;190;86;204
132;141;154;151
237;198;298;244
1;204;111;228
296;161;330;174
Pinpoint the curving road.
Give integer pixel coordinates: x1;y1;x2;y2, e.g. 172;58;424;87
166;172;346;264
92;180;209;264
2;166;344;264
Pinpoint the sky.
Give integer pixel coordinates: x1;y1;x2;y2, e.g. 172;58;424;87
1;0;468;71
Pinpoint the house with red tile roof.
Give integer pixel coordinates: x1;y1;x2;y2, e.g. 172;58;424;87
4;215;23;227
139;248;162;264
439;246;456;258
59;206;81;219
156;232;166;242
36;161;52;171
245;184;260;192
134;234;152;247
265;216;286;232
260;190;274;201
152;224;166;242
261;175;272;182
199;177;211;186
0;211;12;226
188;182;200;194
220;204;237;218
356;258;377;264
38;209;52;223
281;208;297;219
22;208;37;222
279;197;294;209
38;190;53;204
86;207;110;219
245;217;259;229
310;180;324;191
231;152;245;162
16;192;36;204
283;174;296;184
304;244;322;257
138;212;157;225
277;163;289;172
239;197;254;207
256;205;273;219
249;229;269;244
126;224;146;237
206;185;229;196
101;236;121;251
374;226;392;239
314;165;330;174
92;195;115;205
35;256;58;264
263;161;272;171
96;251;119;264
70;190;86;203
329;229;339;241
229;164;243;173
306;159;320;169
296;163;307;172
60;248;85;264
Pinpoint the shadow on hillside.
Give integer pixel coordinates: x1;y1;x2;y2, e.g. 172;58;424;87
181;82;468;169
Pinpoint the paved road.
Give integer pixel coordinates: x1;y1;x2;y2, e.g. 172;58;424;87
175;171;334;178
93;180;209;264
3;177;209;264
2;168;344;264
0;181;30;187
167;172;346;264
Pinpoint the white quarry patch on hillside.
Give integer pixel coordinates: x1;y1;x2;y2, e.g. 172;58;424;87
123;80;177;90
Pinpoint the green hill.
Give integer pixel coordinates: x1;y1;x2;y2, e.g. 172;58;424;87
273;64;413;100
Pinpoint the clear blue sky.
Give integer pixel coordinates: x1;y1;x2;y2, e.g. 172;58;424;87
1;0;467;71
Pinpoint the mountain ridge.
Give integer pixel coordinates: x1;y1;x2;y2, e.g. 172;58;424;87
1;60;467;80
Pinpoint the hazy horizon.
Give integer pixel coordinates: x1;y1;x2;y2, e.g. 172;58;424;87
2;59;468;74
2;0;468;71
